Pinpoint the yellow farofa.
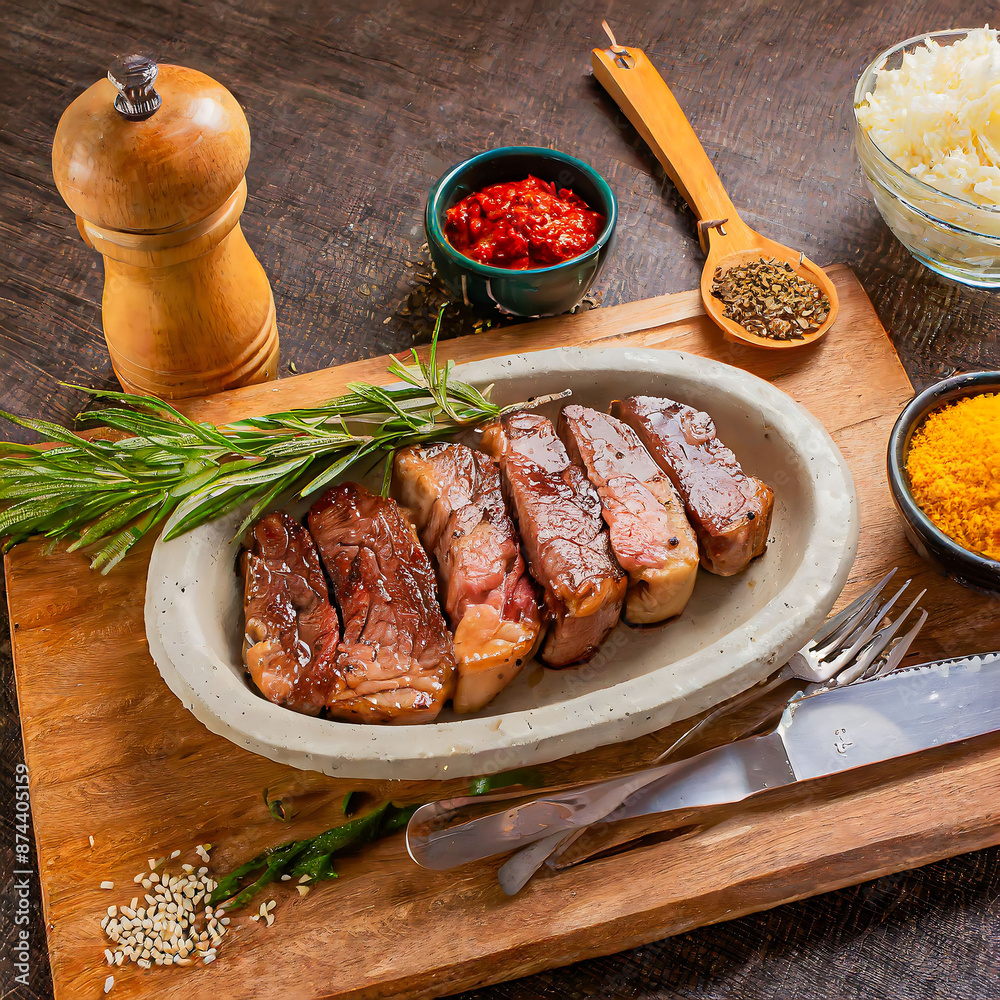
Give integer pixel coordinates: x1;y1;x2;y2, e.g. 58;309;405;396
906;393;1000;561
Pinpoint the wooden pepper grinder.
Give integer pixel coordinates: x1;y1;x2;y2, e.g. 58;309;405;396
52;55;279;398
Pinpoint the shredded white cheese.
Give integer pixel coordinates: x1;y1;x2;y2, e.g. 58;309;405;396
858;27;1000;205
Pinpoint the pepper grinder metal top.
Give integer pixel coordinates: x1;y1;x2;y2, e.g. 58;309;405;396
51;57;279;399
107;54;162;120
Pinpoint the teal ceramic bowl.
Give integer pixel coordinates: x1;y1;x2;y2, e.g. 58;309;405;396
424;146;618;318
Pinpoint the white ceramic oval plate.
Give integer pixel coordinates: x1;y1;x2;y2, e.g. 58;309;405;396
145;347;859;780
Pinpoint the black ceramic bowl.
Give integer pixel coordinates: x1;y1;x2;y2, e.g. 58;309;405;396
887;371;1000;595
424;146;618;318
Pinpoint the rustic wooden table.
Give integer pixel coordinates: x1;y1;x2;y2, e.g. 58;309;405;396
2;0;999;997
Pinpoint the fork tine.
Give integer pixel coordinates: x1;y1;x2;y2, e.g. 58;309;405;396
813;586;896;661
869;607;928;678
814;579;908;666
809;568;896;648
835;589;926;685
829;582;907;655
826;580;911;667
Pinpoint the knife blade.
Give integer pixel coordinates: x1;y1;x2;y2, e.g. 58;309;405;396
406;653;1000;871
610;651;1000;824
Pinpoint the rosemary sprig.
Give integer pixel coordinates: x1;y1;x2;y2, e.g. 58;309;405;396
0;317;505;572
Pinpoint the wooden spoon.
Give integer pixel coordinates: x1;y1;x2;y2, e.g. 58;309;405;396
591;32;839;350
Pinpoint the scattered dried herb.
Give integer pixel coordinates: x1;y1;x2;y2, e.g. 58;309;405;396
390;245;602;343
710;257;829;341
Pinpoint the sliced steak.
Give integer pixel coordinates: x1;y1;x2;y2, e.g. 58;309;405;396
611;395;774;576
481;412;625;667
558;405;699;624
393;442;542;712
240;511;341;716
307;483;456;724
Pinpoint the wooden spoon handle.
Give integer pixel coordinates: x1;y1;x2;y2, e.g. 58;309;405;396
592;45;742;235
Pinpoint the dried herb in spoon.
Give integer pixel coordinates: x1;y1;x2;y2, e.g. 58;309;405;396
711;257;830;341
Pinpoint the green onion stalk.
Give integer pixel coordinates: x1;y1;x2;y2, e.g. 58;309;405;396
210;802;418;910
0;316;515;572
212;768;548;910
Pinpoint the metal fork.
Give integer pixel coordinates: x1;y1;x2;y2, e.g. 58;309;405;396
496;571;928;893
405;569;926;877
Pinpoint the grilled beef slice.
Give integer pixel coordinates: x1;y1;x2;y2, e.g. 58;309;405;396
481;412;625;667
557;405;699;623
307;483;456;723
611;396;774;576
393;442;542;712
241;511;341;715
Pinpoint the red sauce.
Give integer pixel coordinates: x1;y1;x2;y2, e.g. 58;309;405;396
444;175;605;270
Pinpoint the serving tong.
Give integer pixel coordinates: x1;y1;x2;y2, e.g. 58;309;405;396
406;570;928;892
591;22;839;349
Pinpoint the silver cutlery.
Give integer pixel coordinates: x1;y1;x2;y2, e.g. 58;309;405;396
498;571;928;891
512;649;1000;887
406;570;926;879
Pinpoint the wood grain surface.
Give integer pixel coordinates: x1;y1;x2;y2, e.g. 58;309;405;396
2;1;1000;999
6;268;1000;1000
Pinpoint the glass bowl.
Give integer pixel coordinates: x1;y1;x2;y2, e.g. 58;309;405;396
853;30;1000;288
424;146;618;318
887;371;1000;595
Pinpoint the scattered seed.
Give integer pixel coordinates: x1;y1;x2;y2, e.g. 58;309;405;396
297;885;311;897
104;974;114;993
99;854;230;979
101;881;115;890
89;835;96;848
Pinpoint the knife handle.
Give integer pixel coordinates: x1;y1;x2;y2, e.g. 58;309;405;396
406;737;778;871
406;764;678;870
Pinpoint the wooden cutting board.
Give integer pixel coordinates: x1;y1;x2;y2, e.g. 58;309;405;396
9;265;1000;1000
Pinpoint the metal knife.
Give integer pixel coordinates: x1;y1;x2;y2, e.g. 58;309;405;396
407;653;1000;872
